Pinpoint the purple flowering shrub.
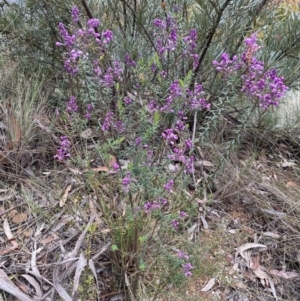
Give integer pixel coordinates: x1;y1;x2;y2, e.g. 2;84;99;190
52;4;290;295
213;34;288;109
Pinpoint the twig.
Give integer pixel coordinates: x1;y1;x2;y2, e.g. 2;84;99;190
190;0;233;89
120;0;159;55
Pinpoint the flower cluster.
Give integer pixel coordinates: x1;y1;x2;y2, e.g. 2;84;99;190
213;33;288;109
54;136;71;161
175;249;193;277
67;95;78;113
183;28;199;69
102;112;114;131
152;17;178;57
122;172;131;192
186;84;211;110
171;210;188;231
56;6;114;78
182;262;194;277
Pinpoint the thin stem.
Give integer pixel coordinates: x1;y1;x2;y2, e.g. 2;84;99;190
190;0;233;89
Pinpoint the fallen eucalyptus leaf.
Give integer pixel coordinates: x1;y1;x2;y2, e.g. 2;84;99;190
60;185;72;207
201;278;216;292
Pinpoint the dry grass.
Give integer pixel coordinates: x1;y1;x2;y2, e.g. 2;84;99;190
1;46;300;301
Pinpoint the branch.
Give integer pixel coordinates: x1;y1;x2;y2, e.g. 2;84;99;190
81;0;99;34
120;0;158;55
190;0;233;89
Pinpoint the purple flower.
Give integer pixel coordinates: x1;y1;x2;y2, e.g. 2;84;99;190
169;80;182;97
164;179;174;192
160;70;168;78
87;18;100;29
87;103;93;111
67;96;78;113
162;129;178;145
69;49;83;62
124;96;132;106
71;6;80;23
54;136;71;161
63;59;78;75
187;84;210;110
185;139;193;150
102;30;113;44
147;100;159;113
57;23;76;48
144;201;161;214
103;73;114;87
185;156;195;174
182;262;194;277
153;19;166;29
112;162;120;170
146;149;153;161
184;29;197;53
179;211;187;218
135;137;141;145
102;112;114;131
114;120;125;132
58;22;68;40
160;96;173;113
171;219;179;230
175;119;186;131
176;250;189;260
124;53;136;68
60;136;71;149
151;63;157;73
213;52;237;75
168;148;186;163
84;113;91;119
122;172;131;192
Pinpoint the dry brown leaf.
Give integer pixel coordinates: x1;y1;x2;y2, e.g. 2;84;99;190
90;166;109;172
8;209;18;218
12;213;27;224
60;185;72;207
196;198;207;204
262;232;280;239
20;275;43;298
89;198;102;225
22;229;33;237
72;253;87;296
80;128;92;138
199;215;209;229
250;254;260;270
188;223;198;241
68;167;82;175
268;277;278;301
195;160;214;167
231;281;248;289
40;234;59;245
88;259;99;291
236;243;267;259
201;278;216;292
286;181;297;187
270;269;300;279
0;219;18;255
0;269;34;301
108;155;117;168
